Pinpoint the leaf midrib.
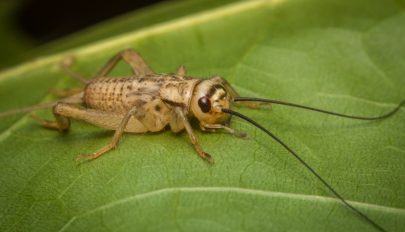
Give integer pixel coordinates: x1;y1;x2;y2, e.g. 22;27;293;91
57;186;405;232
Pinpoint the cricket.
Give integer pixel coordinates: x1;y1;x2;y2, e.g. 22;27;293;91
0;49;403;232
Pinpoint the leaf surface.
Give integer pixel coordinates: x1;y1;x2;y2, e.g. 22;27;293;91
0;0;404;231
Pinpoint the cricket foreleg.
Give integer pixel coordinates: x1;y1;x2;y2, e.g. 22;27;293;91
74;106;140;161
96;49;155;77
174;107;213;163
200;123;247;139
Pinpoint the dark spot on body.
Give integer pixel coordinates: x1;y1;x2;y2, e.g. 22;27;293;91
135;111;146;120
207;84;225;97
178;83;188;95
133;99;147;107
207;87;216;97
162;99;185;108
213;84;225;90
155;104;161;112
166;83;175;88
126;92;143;97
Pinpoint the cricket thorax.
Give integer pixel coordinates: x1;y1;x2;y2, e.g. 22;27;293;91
159;77;202;110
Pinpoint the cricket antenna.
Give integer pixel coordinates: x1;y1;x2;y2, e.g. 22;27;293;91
222;108;387;232
233;97;405;120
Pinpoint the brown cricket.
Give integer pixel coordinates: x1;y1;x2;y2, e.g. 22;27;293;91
3;49;246;162
1;49;403;232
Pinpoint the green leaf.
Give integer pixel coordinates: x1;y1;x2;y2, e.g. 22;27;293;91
0;0;241;69
34;0;243;57
1;0;404;231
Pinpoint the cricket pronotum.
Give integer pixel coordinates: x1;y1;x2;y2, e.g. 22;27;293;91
0;49;403;231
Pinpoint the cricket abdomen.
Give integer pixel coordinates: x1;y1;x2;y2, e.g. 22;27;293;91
84;77;164;111
83;76;172;132
84;77;135;113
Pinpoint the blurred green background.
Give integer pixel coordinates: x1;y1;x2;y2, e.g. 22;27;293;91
0;0;240;70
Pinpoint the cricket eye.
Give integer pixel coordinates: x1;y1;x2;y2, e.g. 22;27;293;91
198;96;211;113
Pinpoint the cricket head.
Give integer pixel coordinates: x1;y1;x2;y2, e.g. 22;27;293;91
191;76;237;124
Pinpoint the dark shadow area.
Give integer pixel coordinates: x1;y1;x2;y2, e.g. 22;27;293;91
15;0;168;44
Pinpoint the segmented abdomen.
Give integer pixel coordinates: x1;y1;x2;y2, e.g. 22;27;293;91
83;77;161;114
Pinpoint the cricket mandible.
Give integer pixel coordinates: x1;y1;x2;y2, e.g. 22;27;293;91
1;49;404;232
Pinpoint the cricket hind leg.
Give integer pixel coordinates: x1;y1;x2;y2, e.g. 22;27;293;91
96;49;155;77
50;87;83;98
74;106;141;161
50;103;147;161
60;49;155;84
60;56;89;84
30;95;85;132
31;105;70;132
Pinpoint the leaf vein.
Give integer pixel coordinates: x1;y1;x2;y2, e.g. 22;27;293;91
58;186;405;231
